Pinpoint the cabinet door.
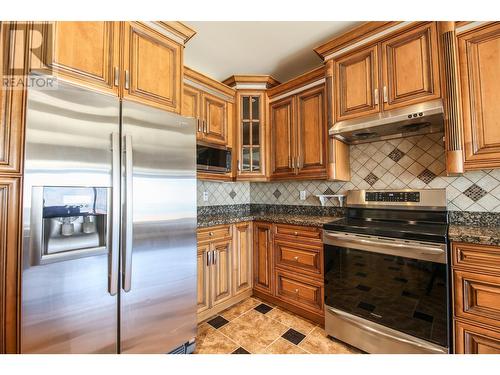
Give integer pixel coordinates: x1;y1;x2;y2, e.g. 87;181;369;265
455;320;500;354
335;45;380;121
182;85;203;140
458;23;500;170
123;22;182;113
270;96;295;178
238;92;266;178
211;239;233;307
35;22;120;95
296;86;327;178
202;92;227;146
0;177;21;354
381;22;440;110
197;244;211;314
233;222;253;295
253;222;273;295
0;22;27;174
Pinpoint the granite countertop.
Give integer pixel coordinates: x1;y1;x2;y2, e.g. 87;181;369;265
197;213;342;228
449;225;500;247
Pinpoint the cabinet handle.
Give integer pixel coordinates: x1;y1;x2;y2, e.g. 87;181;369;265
125;70;130;90
203;120;207;133
197;119;202;132
206;251;212;267
374;88;379;105
383;86;388;103
114;67;119;87
237;159;241;172
212;250;217;265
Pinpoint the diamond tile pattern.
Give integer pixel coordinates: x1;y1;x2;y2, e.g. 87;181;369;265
417;169;437;184
463;184;488;202
364;172;379;186
198;132;500;212
273;189;282;199
229;190;237;199
388;148;405;162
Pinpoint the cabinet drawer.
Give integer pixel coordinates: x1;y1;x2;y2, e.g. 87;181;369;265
455;320;500;354
452;242;500;274
197;225;232;243
275;240;322;277
274;270;323;313
274;224;321;242
454;270;500;329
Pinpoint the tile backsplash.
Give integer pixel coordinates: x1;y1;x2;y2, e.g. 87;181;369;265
198;133;500;212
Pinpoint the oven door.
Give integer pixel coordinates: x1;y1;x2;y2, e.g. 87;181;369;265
323;231;449;353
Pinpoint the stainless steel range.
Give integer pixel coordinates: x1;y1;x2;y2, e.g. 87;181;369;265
323;189;450;354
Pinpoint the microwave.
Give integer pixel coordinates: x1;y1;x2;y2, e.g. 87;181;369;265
197;144;231;174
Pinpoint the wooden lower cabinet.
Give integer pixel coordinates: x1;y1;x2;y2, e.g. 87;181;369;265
233;222;253;295
196;244;211;314
0;177;21;354
197;224;252;322
274;269;323;314
452;241;500;353
455;320;500;354
253;222;274;294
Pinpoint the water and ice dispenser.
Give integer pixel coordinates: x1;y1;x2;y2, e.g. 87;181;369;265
30;187;111;265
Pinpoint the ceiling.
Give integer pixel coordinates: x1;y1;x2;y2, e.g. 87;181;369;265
183;21;360;83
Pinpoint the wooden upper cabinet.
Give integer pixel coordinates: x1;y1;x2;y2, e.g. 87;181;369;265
458;22;500;170
202;92;227;145
0;22;27;174
253;222;273;295
381;22;440;110
35;22;120;95
122;22;182;113
182;85;203;140
335;45;379;121
296;86;327;178
270;96;295;177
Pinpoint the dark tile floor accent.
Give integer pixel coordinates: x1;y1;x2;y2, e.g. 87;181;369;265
394;277;408;283
282;328;306;345
356;272;367;277
232;347;250;354
207;315;229;329
254;303;273;314
402;290;419;299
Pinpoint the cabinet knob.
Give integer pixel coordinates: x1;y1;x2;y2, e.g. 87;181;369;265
294;231;298;236
294;289;299;294
209;231;214;237
294;256;299;261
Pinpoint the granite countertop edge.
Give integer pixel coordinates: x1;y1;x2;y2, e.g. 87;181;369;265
448;224;500;247
197;214;342;228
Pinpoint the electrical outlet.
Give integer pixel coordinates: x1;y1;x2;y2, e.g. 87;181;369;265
203;191;209;202
299;190;307;200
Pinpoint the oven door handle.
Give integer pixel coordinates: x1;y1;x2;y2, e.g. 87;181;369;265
323;231;447;263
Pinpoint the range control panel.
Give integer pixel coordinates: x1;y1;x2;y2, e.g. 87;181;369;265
365;191;420;203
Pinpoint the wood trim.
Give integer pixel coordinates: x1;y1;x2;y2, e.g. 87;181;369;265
328;139;351;181
267;66;325;99
184;66;236;98
314;22;396;58
155;21;196;44
222;75;280;89
1;22;28;175
196;171;233;182
0;176;21;354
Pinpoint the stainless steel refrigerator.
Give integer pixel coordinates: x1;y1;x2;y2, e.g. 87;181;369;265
21;77;197;354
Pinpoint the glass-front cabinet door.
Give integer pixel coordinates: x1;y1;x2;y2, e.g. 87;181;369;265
237;92;266;179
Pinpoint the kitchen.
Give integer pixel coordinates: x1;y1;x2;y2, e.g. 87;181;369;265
1;4;500;370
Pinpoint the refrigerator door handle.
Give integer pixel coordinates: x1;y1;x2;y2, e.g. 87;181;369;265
123;134;133;292
109;132;121;296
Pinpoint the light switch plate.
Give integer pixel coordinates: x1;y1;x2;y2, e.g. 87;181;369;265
203;191;209;202
299;190;307;200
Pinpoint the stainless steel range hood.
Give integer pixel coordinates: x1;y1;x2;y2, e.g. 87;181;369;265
330;99;444;144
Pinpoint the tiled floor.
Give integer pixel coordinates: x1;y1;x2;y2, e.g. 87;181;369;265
194;297;363;354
